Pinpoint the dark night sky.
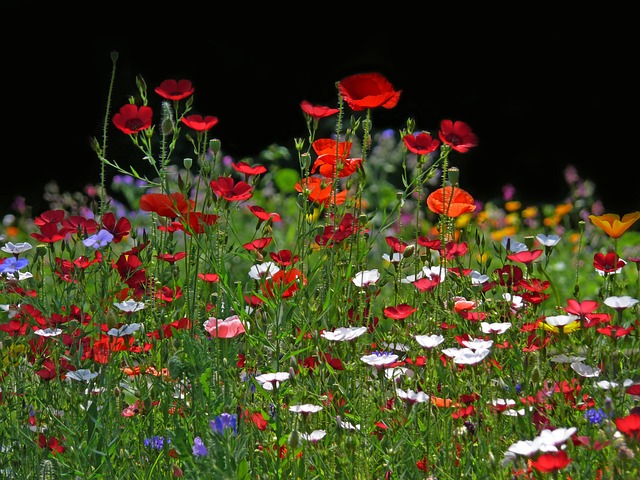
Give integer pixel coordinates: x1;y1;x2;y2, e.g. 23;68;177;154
5;31;639;217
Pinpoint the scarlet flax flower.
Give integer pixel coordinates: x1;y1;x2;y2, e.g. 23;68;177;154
154;79;194;100
438;119;478;153
300;100;339;121
403;131;440;155
112;104;153;135
337;72;402;111
210;177;253;202
180;114;219;132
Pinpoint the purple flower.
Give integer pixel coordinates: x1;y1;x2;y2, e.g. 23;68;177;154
584;408;608;425
192;436;208;456
0;257;29;274
144;436;168;450
210;412;237;435
83;229;114;250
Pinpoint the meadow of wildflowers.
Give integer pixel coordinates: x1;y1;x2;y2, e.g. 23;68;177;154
1;52;639;479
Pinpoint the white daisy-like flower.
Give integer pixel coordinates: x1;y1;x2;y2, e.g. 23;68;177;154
34;328;62;337
480;322;511;334
352;269;380;287
594;379;634;390
507;438;544;457
450;347;491;365
396;388;429;404
113;299;146;312
321;326;367;342
537;427;577;448
360;351;399;367
603;295;639;311
248;261;280;280
300;429;326;444
107;323;142;337
415;334;444;349
289;404;323;414
254;372;291;390
1;242;33;254
382;252;403;264
461;338;494;350
536;234;561;247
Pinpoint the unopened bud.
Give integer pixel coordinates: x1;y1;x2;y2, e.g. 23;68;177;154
288;429;300;450
403;244;415;259
183;158;193;170
209;138;221;154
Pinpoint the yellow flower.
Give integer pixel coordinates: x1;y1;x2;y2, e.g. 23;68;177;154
588;211;640;239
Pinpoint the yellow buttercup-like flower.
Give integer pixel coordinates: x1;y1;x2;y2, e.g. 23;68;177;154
589;211;640;239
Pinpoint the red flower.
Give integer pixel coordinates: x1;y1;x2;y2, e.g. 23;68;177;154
198;273;220;283
530;451;572;473
210;177;253;202
101;212;131;243
438;119;478;153
180;114;218;132
112;104;153;135
615;412;640;439
312;138;352;157
248;205;281;223
157;252;187;263
593;252;626;274
243;237;272;252
270;249;299;266
507;249;543;265
232;161;267;176
30;221;67;244
312;153;362;178
383;303;418;320
385;236;408;253
338;72;401;111
300;100;339;120
403;132;440;155
140;193;194;218
413;276;441;293
564;299;599;320
295;176;347;206
262;268;306;298
597;324;635;337
426;186;476;218
38;434;65;454
154;79;194;101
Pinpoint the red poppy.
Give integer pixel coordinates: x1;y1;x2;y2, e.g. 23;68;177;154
233;161;267;176
140;193;194;218
597;324;635;337
198;273;220;283
564;299;599;319
156;252;187;263
180;114;218;132
312;154;362;178
413;276;441;292
154;79;194;101
112;104;153;135
38;434;65;454
593;252;626;274
530;451;572;473
417;236;442;250
426;186;476;218
210;177;253;202
300;100;339;120
403;132;440;155
61;215;98;237
177;211;219;234
385;236;408;253
337;72;402;111
383;303;418;320
438;119;478;153
243;237;272;252
30;221;67;243
614;413;640;440
262;268;306;298
270;249;299;266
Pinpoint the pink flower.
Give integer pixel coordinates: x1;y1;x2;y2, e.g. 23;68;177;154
203;315;246;338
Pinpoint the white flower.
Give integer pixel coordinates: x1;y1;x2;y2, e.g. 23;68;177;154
385;366;414;381
549;354;585;364
321;326;367;341
502;293;524;311
34;328;62;337
401;265;446;284
481;322;511;334
255;372;290;390
336;416;360;431
352;269;380;287
300;429;326;444
461;338;494;350
289;404;323;414
107;323;142;337
544;314;579;327
536;234;561;247
571;361;600;377
501;237;528;253
66;369;99;382
415;334;444;349
537;427;577;447
248;262;280;280
360;351;399;367
396;388;429;404
1;242;33;254
113;299;146;312
470;270;490;285
380;341;410;352
382;252;403;264
446;347;491;365
603;295;639;311
507;438;544;456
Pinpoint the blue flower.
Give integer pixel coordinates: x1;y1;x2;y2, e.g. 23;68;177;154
192;436;208;456
210;412;237;435
584;408;608;425
0;257;29;274
144;436;169;450
83;229;114;250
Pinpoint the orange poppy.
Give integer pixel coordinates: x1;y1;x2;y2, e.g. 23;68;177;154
426;186;476;218
295;176;347;206
589;211;640;239
312;154;362;178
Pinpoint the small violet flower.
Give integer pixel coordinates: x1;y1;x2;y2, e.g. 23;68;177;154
0;257;29;274
144;436;169;450
192;436;208;456
210;412;237;435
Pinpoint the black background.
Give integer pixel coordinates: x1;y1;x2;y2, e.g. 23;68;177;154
5;32;639;217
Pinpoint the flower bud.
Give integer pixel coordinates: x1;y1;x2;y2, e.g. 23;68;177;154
287;429;300;450
403;244;415;259
447;167;460;187
209;139;221;154
183;158;193;170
